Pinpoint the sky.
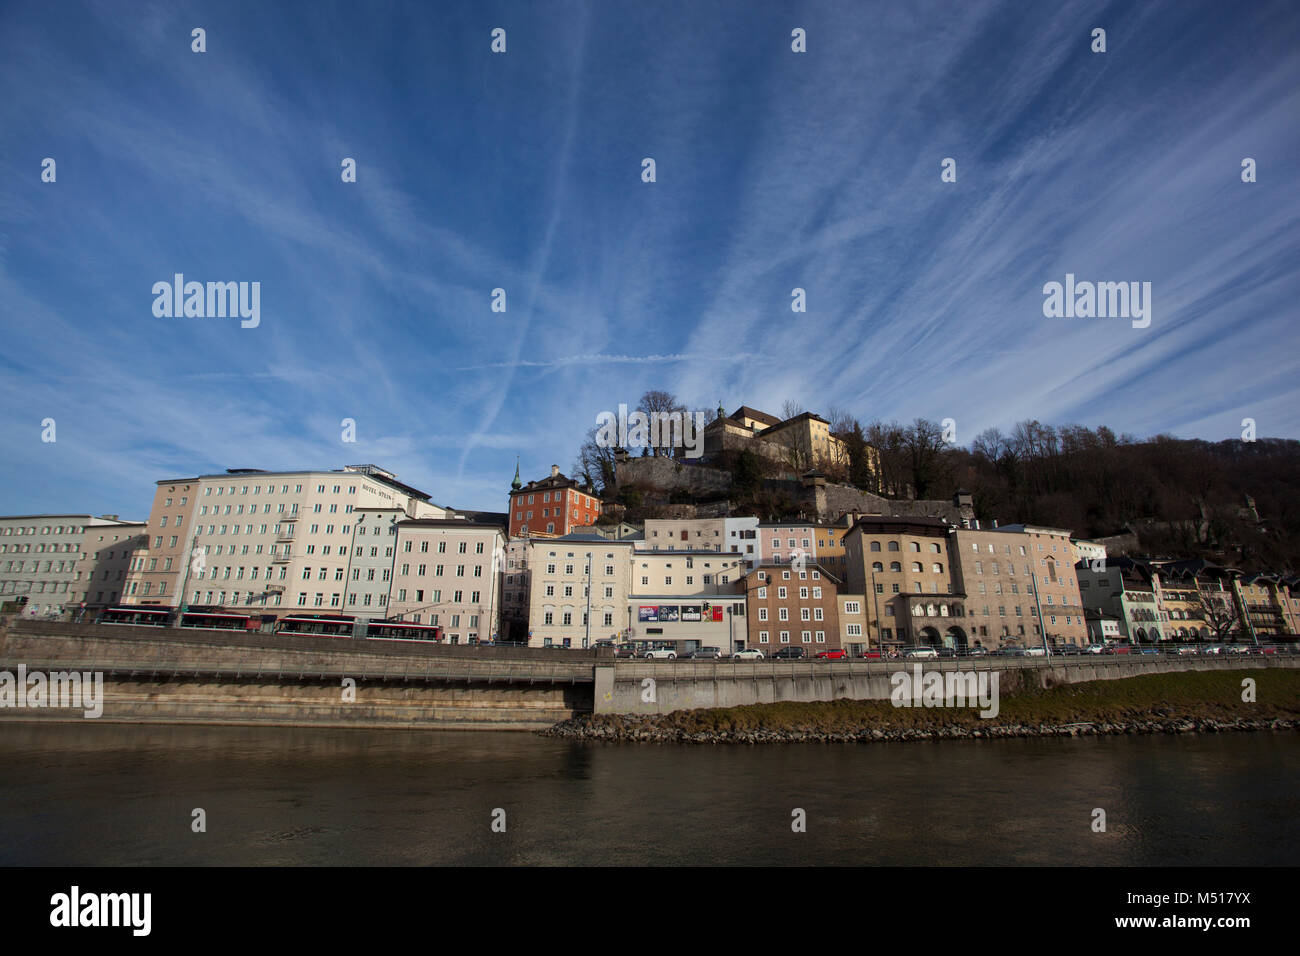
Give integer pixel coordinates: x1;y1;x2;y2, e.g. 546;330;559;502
1;0;1297;518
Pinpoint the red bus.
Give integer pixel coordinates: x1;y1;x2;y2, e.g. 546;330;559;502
274;615;356;638
99;606;174;626
365;620;443;642
180;611;261;632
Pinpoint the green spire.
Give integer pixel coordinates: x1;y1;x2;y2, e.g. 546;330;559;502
511;456;522;491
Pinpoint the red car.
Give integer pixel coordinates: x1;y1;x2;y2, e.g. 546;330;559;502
814;648;848;660
858;650;883;659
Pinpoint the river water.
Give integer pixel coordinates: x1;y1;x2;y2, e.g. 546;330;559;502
0;722;1294;865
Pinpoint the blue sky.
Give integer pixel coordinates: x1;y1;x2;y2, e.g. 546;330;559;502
1;0;1297;518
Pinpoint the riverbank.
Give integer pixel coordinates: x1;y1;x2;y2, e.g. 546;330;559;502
540;669;1300;743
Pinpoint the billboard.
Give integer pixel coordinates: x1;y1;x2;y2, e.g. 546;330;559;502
638;606;658;622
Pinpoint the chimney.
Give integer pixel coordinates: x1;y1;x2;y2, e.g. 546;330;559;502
550;464;560;478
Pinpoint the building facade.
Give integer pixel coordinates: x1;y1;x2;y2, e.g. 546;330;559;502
508;465;602;538
0;515;146;617
387;519;505;643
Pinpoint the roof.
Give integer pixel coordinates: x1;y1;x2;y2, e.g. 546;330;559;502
395;519;505;531
537;534;636;545
511;471;591;494
191;466;432;501
729;406;782;428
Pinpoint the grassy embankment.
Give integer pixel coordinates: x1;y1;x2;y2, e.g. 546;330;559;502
583;669;1300;735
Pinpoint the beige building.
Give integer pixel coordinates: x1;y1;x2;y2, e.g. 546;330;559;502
124;464;447;615
528;535;637;648
642;517;728;552
387;519;505;643
0;515;147;617
951;526;1087;649
630;550;747;652
843;516;965;649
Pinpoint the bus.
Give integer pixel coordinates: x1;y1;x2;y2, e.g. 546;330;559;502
99;606;174;626
180;611;261;632
365;620;443;642
274;615;355;638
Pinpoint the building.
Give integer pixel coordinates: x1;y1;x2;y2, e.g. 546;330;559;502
339;507;405;618
642;517;727;552
702;405;856;475
527;535;636;648
124;465;446;615
842;516;966;650
724;516;762;567
760;522;817;567
0;515;147;617
508;464;602;538
387;519;506;643
981;525;1088;648
500;537;532;643
741;563;843;653
629;550;747;653
1076;557;1163;642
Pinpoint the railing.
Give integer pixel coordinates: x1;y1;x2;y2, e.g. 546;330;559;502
0;655;595;685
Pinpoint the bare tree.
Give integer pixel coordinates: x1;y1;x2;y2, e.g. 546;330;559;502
574;426;618;495
781;399;806;421
637;390;686;457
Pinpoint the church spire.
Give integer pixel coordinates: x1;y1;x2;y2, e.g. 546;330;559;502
510;456;522;491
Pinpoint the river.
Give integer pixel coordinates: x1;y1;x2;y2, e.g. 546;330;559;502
0;722;1294;865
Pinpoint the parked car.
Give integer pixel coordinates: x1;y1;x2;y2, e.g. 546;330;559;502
1054;643;1082;656
1227;644;1252;655
1023;646;1046;657
1135;646;1161;656
643;646;677;660
814;648;848;660
995;646;1025;657
858;650;883;659
936;646;956;658
966;645;989;657
1201;644;1225;655
688;646;722;660
902;646;939;659
1102;643;1131;655
613;643;639;659
1083;643;1106;654
772;646;807;660
731;647;765;660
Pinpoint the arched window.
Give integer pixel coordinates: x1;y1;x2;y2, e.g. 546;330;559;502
869;541;881;552
930;543;941;553
890;562;901;572
911;562;922;573
909;542;920;552
887;541;900;552
933;563;943;573
872;562;883;572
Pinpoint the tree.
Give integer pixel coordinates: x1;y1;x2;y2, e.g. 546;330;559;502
781;399;805;421
573;426;618;496
731;450;763;500
637;390;686;457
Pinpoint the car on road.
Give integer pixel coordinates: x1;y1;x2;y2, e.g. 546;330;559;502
966;645;989;657
902;646;939;659
643;646;678;660
772;646;808;660
1135;646;1161;655
1226;644;1252;655
814;648;848;659
857;650;883;659
613;643;639;659
1173;645;1199;656
1201;644;1225;655
732;647;765;660
688;646;723;659
1054;644;1082;655
1084;643;1106;654
1023;646;1047;657
936;646;956;658
994;646;1025;657
1101;643;1131;655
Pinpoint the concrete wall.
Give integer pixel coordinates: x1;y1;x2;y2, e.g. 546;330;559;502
594;656;1299;715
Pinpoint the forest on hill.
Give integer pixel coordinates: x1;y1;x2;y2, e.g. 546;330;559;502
573;393;1300;572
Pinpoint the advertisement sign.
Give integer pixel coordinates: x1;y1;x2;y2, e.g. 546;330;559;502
680;605;702;622
638;606;659;622
659;605;680;622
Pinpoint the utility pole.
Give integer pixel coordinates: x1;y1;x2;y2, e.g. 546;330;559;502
174;532;199;625
870;567;883;654
584;551;593;648
1030;571;1051;655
